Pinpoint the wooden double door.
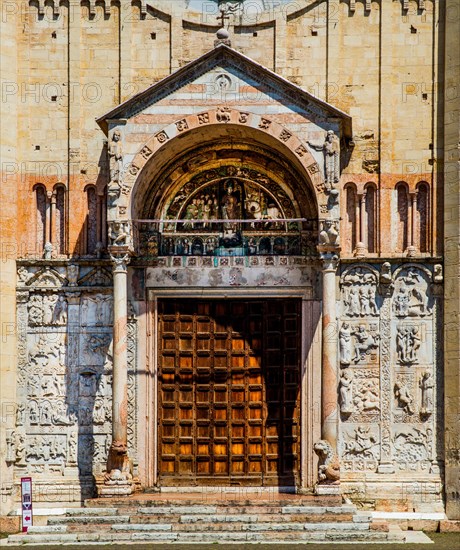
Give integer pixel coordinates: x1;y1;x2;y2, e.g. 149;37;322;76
157;299;301;486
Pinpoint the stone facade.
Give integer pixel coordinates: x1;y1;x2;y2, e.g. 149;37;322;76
0;0;458;519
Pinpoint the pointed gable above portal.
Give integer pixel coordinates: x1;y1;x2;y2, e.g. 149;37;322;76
97;44;352;139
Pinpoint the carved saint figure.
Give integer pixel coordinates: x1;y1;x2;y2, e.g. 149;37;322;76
16;403;25;427
339;323;352;365
68;432;77;464
94;399;106;424
339;369;354;414
420;371;434;415
308;130;340;191
346;287;361;317
221;181;241;234
52;295;68;325
108;129;123;184
28;372;41;397
394;381;414;414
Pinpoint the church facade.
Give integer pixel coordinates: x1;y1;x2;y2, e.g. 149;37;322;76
1;0;459;522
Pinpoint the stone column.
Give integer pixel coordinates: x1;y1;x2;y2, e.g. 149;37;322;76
407;191;417;257
355;192;367;258
320;253;339;447
100;248;133;495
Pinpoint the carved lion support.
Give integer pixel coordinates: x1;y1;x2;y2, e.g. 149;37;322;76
317;252;340;491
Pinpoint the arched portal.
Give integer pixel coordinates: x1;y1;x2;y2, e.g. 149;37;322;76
101;111;340;494
123;123;326;490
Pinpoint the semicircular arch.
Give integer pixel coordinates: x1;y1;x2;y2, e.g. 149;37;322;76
116;108;331;222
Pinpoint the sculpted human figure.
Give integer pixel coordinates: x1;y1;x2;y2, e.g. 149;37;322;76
339;322;352;365
359;286;371;315
52;295;68;325
108;130;123;184
339;369;354;414
367;286;378;315
346;287;361;317
110;221;131;247
394;381;414;414
352;324;378;362
222;181;240;234
308;130;340;191
407;326;421;362
357;381;380;411
420;371;434;415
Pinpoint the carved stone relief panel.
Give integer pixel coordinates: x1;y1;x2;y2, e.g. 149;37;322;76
339;264;382;473
80;294;113;327
341;425;380;473
341;266;380;318
16;267;115;482
390;265;438;474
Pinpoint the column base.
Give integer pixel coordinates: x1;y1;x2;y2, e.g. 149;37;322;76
354;243;366;258
315;483;341;496
97;475;134;497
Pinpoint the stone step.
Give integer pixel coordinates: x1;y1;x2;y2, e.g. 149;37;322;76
135;504;356;515
65;507;119;516
7;529;392;545
128;512;356;524
110;521;370;532
48;514;130;524
85;495;343;508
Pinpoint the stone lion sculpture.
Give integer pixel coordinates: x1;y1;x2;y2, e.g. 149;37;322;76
314;439;340;484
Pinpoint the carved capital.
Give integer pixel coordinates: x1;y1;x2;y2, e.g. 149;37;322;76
65;291;81;306
320;252;339;272
108;220;133;249
109;251;131;274
16;290;30;303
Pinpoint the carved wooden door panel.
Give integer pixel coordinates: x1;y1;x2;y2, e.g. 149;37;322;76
158;299;301;486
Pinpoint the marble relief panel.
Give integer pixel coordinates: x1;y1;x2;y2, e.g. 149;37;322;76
338;263;441;476
14;264;116;479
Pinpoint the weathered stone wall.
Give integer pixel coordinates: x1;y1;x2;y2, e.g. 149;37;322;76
0;0;19;518
444;0;460;521
0;0;456;517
